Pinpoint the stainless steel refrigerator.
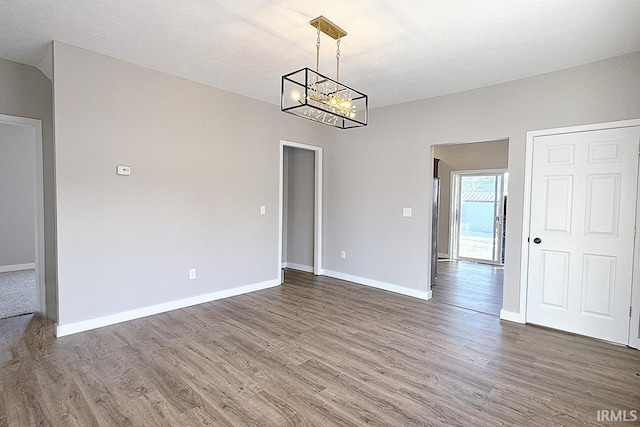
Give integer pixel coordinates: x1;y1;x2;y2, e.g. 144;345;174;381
432;177;440;284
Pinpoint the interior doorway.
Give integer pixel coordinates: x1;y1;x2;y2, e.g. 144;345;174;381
0;114;45;319
431;139;509;316
278;141;323;283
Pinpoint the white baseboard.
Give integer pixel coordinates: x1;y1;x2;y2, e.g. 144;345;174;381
322;269;431;300
500;308;525;324
283;262;314;273
55;278;281;337
437;252;449;259
0;263;35;273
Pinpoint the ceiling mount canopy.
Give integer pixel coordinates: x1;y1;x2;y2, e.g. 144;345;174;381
281;16;368;130
309;16;347;40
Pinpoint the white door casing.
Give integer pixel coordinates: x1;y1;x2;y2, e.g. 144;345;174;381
0;114;46;316
278;140;323;283
525;125;640;345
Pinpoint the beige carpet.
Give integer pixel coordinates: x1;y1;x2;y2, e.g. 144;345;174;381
0;269;37;318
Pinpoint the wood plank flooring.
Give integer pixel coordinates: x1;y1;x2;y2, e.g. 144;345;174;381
1;269;639;426
432;260;503;316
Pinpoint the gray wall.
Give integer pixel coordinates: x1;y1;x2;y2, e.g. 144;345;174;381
49;41;640;326
52;42;325;325
324;51;640;314
0;123;36;266
284;147;314;269
434;140;509;256
0;57;57;319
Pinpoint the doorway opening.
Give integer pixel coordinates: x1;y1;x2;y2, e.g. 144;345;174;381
431;139;509;316
0;114;45;319
278;141;323;283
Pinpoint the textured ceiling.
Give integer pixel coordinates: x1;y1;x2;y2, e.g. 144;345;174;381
1;0;640;109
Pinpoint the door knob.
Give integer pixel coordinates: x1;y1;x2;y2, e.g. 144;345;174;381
533;237;542;244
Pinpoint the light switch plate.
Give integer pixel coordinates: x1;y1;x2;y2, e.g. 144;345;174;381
402;207;412;217
260;205;266;215
116;165;131;176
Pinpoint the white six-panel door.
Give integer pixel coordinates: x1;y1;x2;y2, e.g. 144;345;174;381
526;126;640;344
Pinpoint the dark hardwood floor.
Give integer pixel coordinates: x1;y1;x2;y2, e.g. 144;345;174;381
432;260;503;316
1;269;638;426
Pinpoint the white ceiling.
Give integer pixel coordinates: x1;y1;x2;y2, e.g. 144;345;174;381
1;0;640;109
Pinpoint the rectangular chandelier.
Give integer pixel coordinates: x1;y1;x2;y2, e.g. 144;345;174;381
281;67;368;129
280;16;368;129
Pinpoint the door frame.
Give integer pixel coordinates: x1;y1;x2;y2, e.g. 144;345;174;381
519;118;640;349
278;140;323;282
0;113;46;316
450;168;507;265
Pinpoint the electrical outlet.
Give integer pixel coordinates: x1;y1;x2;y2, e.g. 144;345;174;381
260;205;266;215
340;251;346;260
189;269;196;280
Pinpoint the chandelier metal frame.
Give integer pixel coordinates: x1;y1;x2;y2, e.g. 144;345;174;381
281;16;368;129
